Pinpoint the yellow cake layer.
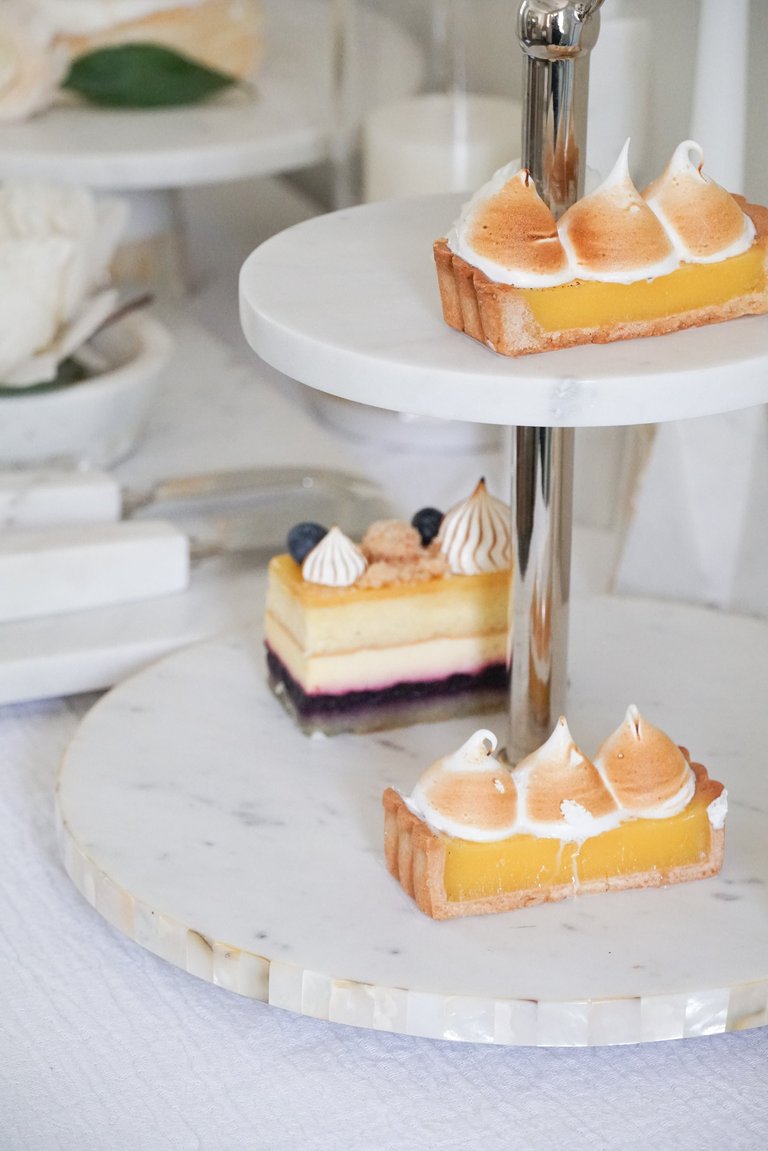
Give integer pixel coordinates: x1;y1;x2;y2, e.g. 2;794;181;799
442;775;716;902
524;244;766;332
266;554;511;655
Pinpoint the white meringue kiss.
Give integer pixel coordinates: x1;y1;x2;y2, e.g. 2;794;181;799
439;479;511;575
302;526;368;587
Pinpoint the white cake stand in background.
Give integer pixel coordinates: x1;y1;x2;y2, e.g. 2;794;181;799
0;1;421;284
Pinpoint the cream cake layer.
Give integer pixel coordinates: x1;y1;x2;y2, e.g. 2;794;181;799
265;612;506;694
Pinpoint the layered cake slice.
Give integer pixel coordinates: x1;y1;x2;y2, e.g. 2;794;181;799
383;708;727;919
265;479;512;735
435;139;768;356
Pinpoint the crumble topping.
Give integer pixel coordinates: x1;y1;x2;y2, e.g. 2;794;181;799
357;519;449;588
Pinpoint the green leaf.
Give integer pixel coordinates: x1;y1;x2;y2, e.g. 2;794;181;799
62;43;236;108
0;357;90;397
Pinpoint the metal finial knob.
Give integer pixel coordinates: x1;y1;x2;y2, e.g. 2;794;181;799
518;0;604;57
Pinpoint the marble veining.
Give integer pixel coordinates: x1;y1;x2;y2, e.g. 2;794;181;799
56;598;768;1046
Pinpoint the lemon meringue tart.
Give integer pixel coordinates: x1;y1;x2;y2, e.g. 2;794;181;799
265;480;512;735
383;710;727;919
434;139;768;357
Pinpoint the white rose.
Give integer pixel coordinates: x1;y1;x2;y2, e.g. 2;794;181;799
0;180;129;386
0;1;69;122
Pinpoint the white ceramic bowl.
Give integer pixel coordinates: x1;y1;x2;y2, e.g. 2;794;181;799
0;313;173;468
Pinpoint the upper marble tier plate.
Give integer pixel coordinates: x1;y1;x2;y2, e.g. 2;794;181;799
0;1;420;189
57;596;768;1047
239;193;768;428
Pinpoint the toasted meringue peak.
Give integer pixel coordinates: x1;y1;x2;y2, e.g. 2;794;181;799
558;139;678;283
513;717;617;835
406;730;519;843
438;478;511;575
642;140;755;263
301;526;367;587
594;705;695;817
447;162;573;288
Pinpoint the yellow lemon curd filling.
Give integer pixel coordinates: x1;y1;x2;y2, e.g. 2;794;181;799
522;245;766;333
442;775;716;903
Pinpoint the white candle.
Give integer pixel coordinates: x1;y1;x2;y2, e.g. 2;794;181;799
587;12;653;184
691;0;749;192
362;92;522;202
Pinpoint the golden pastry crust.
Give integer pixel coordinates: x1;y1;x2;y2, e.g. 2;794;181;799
383;755;726;920
434;199;768;357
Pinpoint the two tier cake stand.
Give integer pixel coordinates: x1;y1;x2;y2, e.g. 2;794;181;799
56;1;768;1046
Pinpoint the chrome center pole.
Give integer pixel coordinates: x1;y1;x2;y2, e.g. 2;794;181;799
507;0;604;764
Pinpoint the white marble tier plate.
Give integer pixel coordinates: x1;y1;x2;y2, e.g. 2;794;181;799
239;193;768;428
0;1;421;189
56;595;768;1048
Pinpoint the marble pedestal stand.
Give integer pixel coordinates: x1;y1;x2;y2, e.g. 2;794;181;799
56;598;768;1047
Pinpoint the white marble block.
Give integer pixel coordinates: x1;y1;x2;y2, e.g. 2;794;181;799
0;469;121;529
0;521;189;621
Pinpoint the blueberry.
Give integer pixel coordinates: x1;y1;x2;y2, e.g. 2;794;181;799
287;522;327;564
411;507;443;546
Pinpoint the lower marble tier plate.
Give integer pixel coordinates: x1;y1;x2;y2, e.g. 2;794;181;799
56;596;768;1048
